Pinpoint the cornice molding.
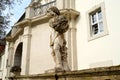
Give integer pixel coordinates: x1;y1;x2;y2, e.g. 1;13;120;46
14;9;80;27
60;9;80;19
23;34;32;38
14;19;31;28
6;28;23;42
6;9;80;42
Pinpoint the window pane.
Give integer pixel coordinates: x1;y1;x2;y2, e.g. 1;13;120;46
92;13;97;23
98;11;102;20
99;21;104;32
92;24;98;35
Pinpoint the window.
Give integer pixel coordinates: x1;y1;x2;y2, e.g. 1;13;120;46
87;2;108;41
90;9;103;35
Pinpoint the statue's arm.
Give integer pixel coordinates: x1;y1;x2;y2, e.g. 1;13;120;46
49;19;58;28
50;31;59;47
50;36;53;47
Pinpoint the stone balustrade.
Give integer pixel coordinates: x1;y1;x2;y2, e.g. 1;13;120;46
34;0;56;17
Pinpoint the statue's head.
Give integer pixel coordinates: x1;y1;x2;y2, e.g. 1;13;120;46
47;6;60;16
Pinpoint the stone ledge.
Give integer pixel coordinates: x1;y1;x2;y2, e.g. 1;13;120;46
10;65;120;80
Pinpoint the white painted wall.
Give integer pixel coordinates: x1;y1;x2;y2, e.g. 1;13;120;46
76;0;120;69
2;42;9;80
30;23;54;74
0;52;5;79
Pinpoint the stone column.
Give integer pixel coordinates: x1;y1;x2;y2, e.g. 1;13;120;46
66;29;72;70
69;0;75;9
70;22;78;70
21;26;31;75
56;0;64;9
5;42;14;79
25;5;34;18
56;0;75;10
64;0;70;9
66;13;78;70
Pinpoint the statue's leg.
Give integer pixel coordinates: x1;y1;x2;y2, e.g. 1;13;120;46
53;43;63;70
51;49;56;63
61;52;70;71
62;60;70;71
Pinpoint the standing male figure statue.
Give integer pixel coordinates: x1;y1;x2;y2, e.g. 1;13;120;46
48;7;70;72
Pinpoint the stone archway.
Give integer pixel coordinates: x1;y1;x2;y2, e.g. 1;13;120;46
14;42;23;67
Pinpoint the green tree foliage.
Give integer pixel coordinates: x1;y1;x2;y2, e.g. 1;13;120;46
0;0;21;39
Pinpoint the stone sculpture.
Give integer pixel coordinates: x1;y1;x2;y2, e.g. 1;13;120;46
48;6;70;72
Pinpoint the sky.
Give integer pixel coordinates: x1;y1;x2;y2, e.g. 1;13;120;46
7;0;31;33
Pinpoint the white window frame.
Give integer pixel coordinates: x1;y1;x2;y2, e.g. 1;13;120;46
87;2;108;41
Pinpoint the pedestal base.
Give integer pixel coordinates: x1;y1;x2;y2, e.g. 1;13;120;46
45;67;64;73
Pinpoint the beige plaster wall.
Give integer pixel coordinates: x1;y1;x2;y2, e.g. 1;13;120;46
29;23;54;74
76;0;120;69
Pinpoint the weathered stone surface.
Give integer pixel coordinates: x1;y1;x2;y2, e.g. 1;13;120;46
11;65;120;80
48;6;70;72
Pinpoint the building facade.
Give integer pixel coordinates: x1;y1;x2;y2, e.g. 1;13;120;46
2;0;120;79
76;0;120;69
0;39;6;80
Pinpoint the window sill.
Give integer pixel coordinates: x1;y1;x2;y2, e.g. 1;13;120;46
88;32;109;41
